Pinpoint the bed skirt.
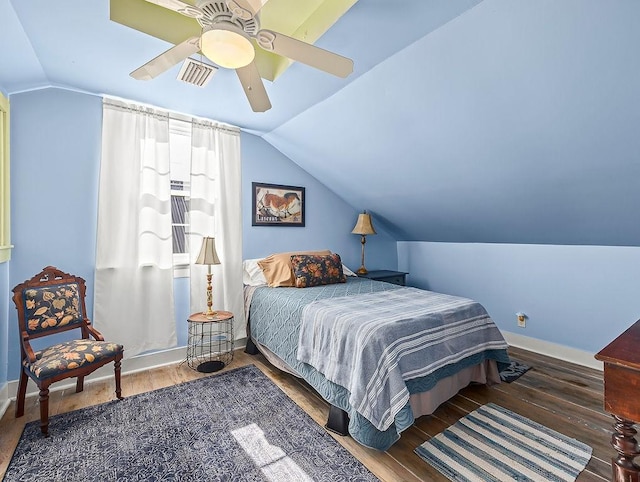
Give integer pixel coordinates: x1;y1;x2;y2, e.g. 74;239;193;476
248;337;500;442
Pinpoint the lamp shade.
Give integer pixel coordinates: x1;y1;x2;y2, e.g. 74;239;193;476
351;212;376;236
200;24;255;69
195;237;221;265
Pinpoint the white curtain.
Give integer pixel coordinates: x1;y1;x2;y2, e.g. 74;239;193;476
189;120;244;337
94;98;176;357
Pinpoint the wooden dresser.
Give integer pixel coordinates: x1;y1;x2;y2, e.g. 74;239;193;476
595;319;640;481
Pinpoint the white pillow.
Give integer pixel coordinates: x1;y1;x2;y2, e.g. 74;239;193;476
243;258;268;286
342;264;358;277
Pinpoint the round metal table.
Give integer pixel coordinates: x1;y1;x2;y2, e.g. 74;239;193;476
185;311;234;372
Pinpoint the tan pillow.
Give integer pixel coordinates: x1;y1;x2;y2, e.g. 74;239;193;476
258;250;332;287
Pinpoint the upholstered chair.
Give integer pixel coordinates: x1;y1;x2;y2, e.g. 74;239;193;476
12;266;124;435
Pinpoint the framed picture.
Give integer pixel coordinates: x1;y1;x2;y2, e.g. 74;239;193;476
252;182;305;227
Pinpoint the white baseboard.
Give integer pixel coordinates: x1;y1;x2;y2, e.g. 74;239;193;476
502;331;603;371
0;383;9;421
0;338;248;420
0;334;600;420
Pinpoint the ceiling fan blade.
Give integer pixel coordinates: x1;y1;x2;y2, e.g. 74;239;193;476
226;0;269;20
235;62;272;112
255;29;353;78
131;37;201;80
144;0;205;18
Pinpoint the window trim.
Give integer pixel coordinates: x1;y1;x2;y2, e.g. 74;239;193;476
173;262;190;278
169;118;192;278
172;185;191;278
0;93;11;263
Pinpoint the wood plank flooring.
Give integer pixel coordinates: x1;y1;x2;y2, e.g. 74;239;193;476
0;347;612;481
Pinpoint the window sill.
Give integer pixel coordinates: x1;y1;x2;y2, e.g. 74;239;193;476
174;264;190;278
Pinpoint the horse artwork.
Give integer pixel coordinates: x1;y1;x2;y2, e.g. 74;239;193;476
252;183;305;226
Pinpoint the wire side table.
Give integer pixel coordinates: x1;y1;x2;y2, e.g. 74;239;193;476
186;311;234;373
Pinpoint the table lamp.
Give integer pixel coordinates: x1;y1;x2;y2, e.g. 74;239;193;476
351;211;376;275
195;236;221;318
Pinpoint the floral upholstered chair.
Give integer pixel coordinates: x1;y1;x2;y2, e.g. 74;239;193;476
12;266;124;436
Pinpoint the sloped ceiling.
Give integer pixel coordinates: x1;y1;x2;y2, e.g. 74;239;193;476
266;0;640;245
1;0;638;246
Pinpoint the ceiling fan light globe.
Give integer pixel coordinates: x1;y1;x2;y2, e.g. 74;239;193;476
201;27;255;69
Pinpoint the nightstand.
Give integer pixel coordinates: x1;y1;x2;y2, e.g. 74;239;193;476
359;270;408;286
186;311;234;373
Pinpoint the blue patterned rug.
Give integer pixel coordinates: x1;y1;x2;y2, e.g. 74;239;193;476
5;365;378;481
415;403;592;482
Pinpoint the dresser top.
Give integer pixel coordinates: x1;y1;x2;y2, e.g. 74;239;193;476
595;319;640;369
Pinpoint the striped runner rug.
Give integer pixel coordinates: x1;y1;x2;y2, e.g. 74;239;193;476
415;403;592;482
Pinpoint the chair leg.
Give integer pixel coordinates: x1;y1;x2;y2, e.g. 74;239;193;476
15;370;28;418
76;376;84;393
114;358;123;400
39;386;50;436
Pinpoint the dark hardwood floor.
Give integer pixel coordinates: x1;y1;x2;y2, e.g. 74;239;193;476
0;346;611;481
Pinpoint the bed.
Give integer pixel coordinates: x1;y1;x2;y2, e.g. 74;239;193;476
243;254;510;451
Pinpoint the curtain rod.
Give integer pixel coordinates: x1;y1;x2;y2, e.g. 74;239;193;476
103;97;240;136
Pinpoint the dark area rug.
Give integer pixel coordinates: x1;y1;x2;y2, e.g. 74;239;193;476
499;360;531;383
5;365;378;482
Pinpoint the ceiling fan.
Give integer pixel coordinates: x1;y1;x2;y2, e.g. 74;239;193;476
130;0;354;112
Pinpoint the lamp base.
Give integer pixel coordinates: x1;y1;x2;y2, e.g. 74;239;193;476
356;266;368;275
197;360;225;373
203;310;218;319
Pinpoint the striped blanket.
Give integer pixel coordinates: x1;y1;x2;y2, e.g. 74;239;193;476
297;287;508;432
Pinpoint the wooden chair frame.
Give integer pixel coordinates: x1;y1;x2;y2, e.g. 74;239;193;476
12;266;123;435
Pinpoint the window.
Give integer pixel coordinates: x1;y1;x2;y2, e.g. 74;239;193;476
169;118;192;276
0;93;10;263
171;179;189;256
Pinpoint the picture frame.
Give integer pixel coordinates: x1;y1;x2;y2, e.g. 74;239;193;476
252;182;305;227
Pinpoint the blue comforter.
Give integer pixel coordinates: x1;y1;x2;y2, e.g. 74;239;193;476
248;277;510;450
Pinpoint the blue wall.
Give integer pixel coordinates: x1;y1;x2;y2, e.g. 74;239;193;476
2;87;396;381
8;88;103;380
241;132;397;270
398;242;640;353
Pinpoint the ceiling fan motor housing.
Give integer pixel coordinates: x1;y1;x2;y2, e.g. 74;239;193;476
196;0;259;35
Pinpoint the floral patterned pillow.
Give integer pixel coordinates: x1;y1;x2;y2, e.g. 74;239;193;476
290;253;346;288
23;282;83;335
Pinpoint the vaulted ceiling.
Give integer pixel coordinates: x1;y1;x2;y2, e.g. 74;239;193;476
1;0;638;246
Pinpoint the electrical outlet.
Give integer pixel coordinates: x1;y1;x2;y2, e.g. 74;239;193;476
516;312;526;328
